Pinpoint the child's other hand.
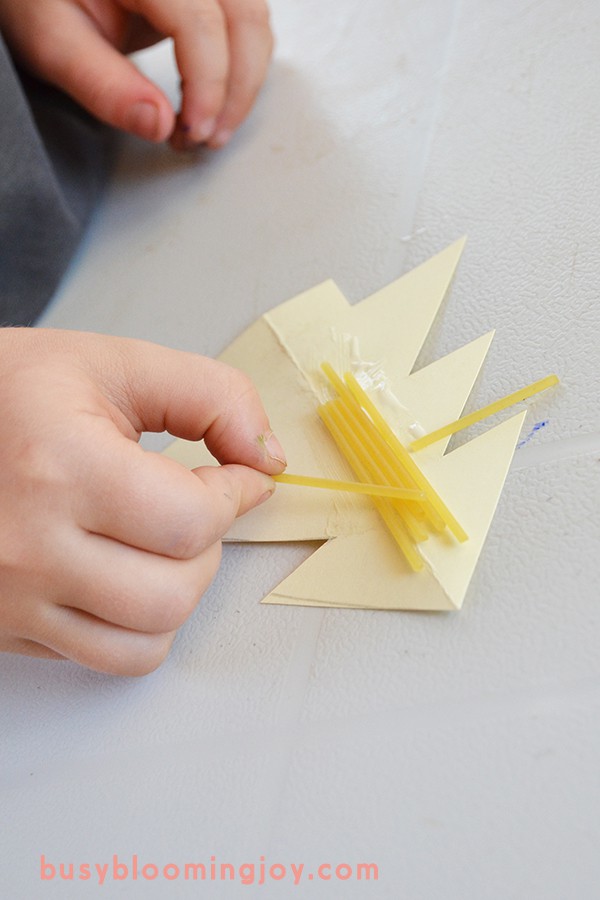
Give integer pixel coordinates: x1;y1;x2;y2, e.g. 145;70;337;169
0;329;285;675
0;0;273;149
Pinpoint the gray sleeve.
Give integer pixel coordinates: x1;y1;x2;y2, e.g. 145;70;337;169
0;33;116;325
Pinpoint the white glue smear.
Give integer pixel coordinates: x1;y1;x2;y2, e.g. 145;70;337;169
328;331;425;441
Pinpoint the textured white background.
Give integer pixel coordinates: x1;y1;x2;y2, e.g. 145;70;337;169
2;0;600;897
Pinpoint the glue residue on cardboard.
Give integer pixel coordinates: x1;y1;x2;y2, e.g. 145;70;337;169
327;330;426;443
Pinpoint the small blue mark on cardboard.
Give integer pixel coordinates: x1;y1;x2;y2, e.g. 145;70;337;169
517;419;549;449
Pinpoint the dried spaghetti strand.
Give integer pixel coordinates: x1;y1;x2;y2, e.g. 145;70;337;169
321;362;439;530
318;403;424;572
409;374;560;452
344;371;468;543
329;399;429;544
273;472;425;501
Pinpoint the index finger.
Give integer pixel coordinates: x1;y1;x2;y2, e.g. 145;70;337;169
72;332;287;474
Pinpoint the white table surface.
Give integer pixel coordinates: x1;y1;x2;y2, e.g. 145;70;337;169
2;1;600;897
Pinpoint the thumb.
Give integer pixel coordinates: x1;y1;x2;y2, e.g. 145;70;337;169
28;7;174;141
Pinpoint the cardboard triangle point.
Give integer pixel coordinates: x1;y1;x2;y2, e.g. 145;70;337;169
260;530;457;612
384;330;496;457
418;411;527;609
349;237;468;374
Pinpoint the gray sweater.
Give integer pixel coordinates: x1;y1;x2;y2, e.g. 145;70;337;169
0;33;115;325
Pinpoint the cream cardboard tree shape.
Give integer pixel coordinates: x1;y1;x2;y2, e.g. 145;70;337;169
164;238;525;611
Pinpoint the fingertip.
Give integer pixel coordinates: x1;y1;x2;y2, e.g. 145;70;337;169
240;469;277;516
221;464;277;518
256;485;276;507
206;127;233;150
244;478;276;517
169;115;216;152
124;98;174;142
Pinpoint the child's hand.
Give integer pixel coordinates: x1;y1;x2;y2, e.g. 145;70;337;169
0;0;273;149
0;328;285;675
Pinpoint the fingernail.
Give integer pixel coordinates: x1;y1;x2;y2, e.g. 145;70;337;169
211;128;233;148
172;118;216;151
126;101;161;141
257;488;275;506
195;117;216;142
170;124;198;153
264;431;287;466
